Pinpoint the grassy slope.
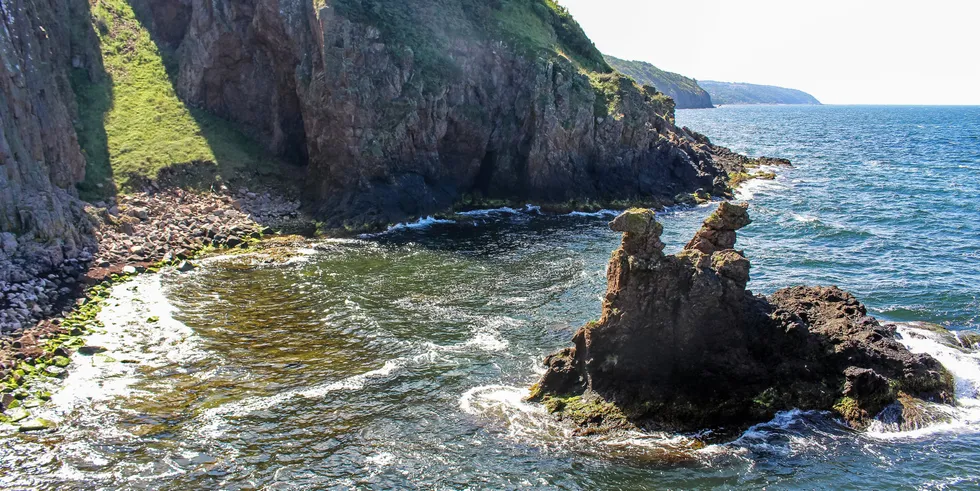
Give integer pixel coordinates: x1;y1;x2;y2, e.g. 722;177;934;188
331;0;672;120
604;55;712;108
698;81;821;105
331;0;612;81
73;0;282;200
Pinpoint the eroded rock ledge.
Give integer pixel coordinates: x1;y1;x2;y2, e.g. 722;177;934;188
529;204;954;435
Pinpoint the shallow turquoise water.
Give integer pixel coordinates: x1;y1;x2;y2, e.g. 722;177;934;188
2;106;979;489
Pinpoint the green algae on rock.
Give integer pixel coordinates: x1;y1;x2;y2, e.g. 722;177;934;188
529;204;955;435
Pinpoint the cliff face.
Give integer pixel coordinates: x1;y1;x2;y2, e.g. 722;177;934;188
604;55;714;109
136;0;733;228
699;81;821;105
0;0;95;284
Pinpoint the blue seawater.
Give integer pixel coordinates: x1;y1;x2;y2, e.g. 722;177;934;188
679;105;980;330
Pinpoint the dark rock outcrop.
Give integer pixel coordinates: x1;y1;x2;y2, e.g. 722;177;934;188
0;0;98;330
530;204;954;433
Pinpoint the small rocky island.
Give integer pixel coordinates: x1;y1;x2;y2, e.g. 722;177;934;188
529;203;954;435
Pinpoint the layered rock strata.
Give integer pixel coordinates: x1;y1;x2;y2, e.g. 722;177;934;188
0;0;99;330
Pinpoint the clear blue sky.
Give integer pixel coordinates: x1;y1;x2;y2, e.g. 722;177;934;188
558;0;980;105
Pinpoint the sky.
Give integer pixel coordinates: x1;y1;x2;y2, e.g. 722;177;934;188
557;0;980;105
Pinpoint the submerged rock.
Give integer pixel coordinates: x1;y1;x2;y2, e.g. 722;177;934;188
17;417;55;432
529;205;954;434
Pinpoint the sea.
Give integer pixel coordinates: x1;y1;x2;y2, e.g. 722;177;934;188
1;105;978;489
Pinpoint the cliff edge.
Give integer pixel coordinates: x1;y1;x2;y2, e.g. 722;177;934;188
137;0;743;228
604;55;713;109
1;0;96;329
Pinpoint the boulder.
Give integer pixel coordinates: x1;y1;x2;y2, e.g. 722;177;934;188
530;204;954;434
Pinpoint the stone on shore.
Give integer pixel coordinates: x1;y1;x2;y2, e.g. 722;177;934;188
18;418;55;432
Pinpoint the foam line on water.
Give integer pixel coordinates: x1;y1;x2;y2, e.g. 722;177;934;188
203;358;406;420
456;207;523;217
566;209;621;218
359;216;455;238
425;316;517;353
44;275;209;422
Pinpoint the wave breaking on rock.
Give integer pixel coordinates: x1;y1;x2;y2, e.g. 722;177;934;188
528;203;955;437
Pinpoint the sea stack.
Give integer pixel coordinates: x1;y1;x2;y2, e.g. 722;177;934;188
529;204;954;434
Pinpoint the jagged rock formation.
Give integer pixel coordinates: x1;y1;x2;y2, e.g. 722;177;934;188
605;55;713;109
130;0;740;228
0;0;97;330
530;204;954;433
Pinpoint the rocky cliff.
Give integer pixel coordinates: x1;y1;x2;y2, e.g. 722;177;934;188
1;0;754;330
133;0;738;228
530;205;954;434
604;55;713;109
0;0;97;329
699;80;821;106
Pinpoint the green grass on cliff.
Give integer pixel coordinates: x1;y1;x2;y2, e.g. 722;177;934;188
331;0;612;86
604;55;707;97
72;0;279;199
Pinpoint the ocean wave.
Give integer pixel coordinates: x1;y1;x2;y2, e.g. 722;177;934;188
791;213;820;223
424;316;516;353
456;204;542;218
47;275;209;420
459;385;741;463
864;323;980;440
735;177;786;200
455;207;523;217
202;359;405;420
566;209;621;218
359;216;456;238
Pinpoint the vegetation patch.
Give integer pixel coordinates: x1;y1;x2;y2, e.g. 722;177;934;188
540;393;630;432
72;0;281;199
605;55;707;98
331;0;611;92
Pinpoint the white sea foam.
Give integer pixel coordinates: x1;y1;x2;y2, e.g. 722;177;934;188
459;385;559;441
567;209;621;218
360;216;455;237
734;165;789;200
864;323;980;440
424;316;517;353
46;275;208;421
455;207;522;217
203;358;405;420
460;384;725;460
792;213;820;223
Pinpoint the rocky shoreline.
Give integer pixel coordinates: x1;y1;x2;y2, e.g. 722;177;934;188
0;171;320;427
0;161;786;430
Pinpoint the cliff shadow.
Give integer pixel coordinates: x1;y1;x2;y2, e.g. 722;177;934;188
72;0;306;210
69;0;115;202
125;0;310;197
